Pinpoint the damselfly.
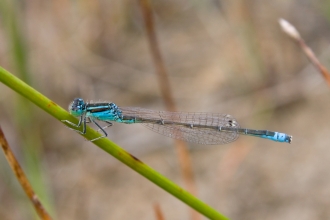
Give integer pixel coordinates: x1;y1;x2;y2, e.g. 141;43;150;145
62;98;292;144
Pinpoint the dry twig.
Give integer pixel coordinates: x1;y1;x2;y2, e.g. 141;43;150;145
137;1;200;219
0;126;52;220
279;18;330;87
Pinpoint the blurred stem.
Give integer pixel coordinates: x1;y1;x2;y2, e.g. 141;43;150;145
222;1;265;85
0;0;54;218
321;0;330;23
153;203;165;220
137;1;201;219
138;0;176;111
0;126;52;220
0;65;229;220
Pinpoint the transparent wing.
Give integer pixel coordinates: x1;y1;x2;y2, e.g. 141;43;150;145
120;107;240;145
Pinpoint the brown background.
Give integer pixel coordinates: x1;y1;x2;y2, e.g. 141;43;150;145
0;0;330;219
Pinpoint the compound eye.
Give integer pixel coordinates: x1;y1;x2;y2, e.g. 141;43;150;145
73;98;80;105
77;98;84;104
69;98;85;116
72;98;85;107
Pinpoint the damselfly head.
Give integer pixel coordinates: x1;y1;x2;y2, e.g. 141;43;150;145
69;98;86;117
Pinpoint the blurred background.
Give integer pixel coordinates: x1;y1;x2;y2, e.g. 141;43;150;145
0;0;330;219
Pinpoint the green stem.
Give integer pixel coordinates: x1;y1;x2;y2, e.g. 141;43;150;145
0;66;229;220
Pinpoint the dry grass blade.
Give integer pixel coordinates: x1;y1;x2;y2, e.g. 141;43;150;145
0;126;52;220
138;1;200;219
279;18;330;87
153;203;165;220
138;0;176;111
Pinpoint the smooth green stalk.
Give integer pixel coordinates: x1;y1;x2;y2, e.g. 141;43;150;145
0;66;229;220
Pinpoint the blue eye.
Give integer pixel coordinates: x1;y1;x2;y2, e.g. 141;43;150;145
69;98;86;116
